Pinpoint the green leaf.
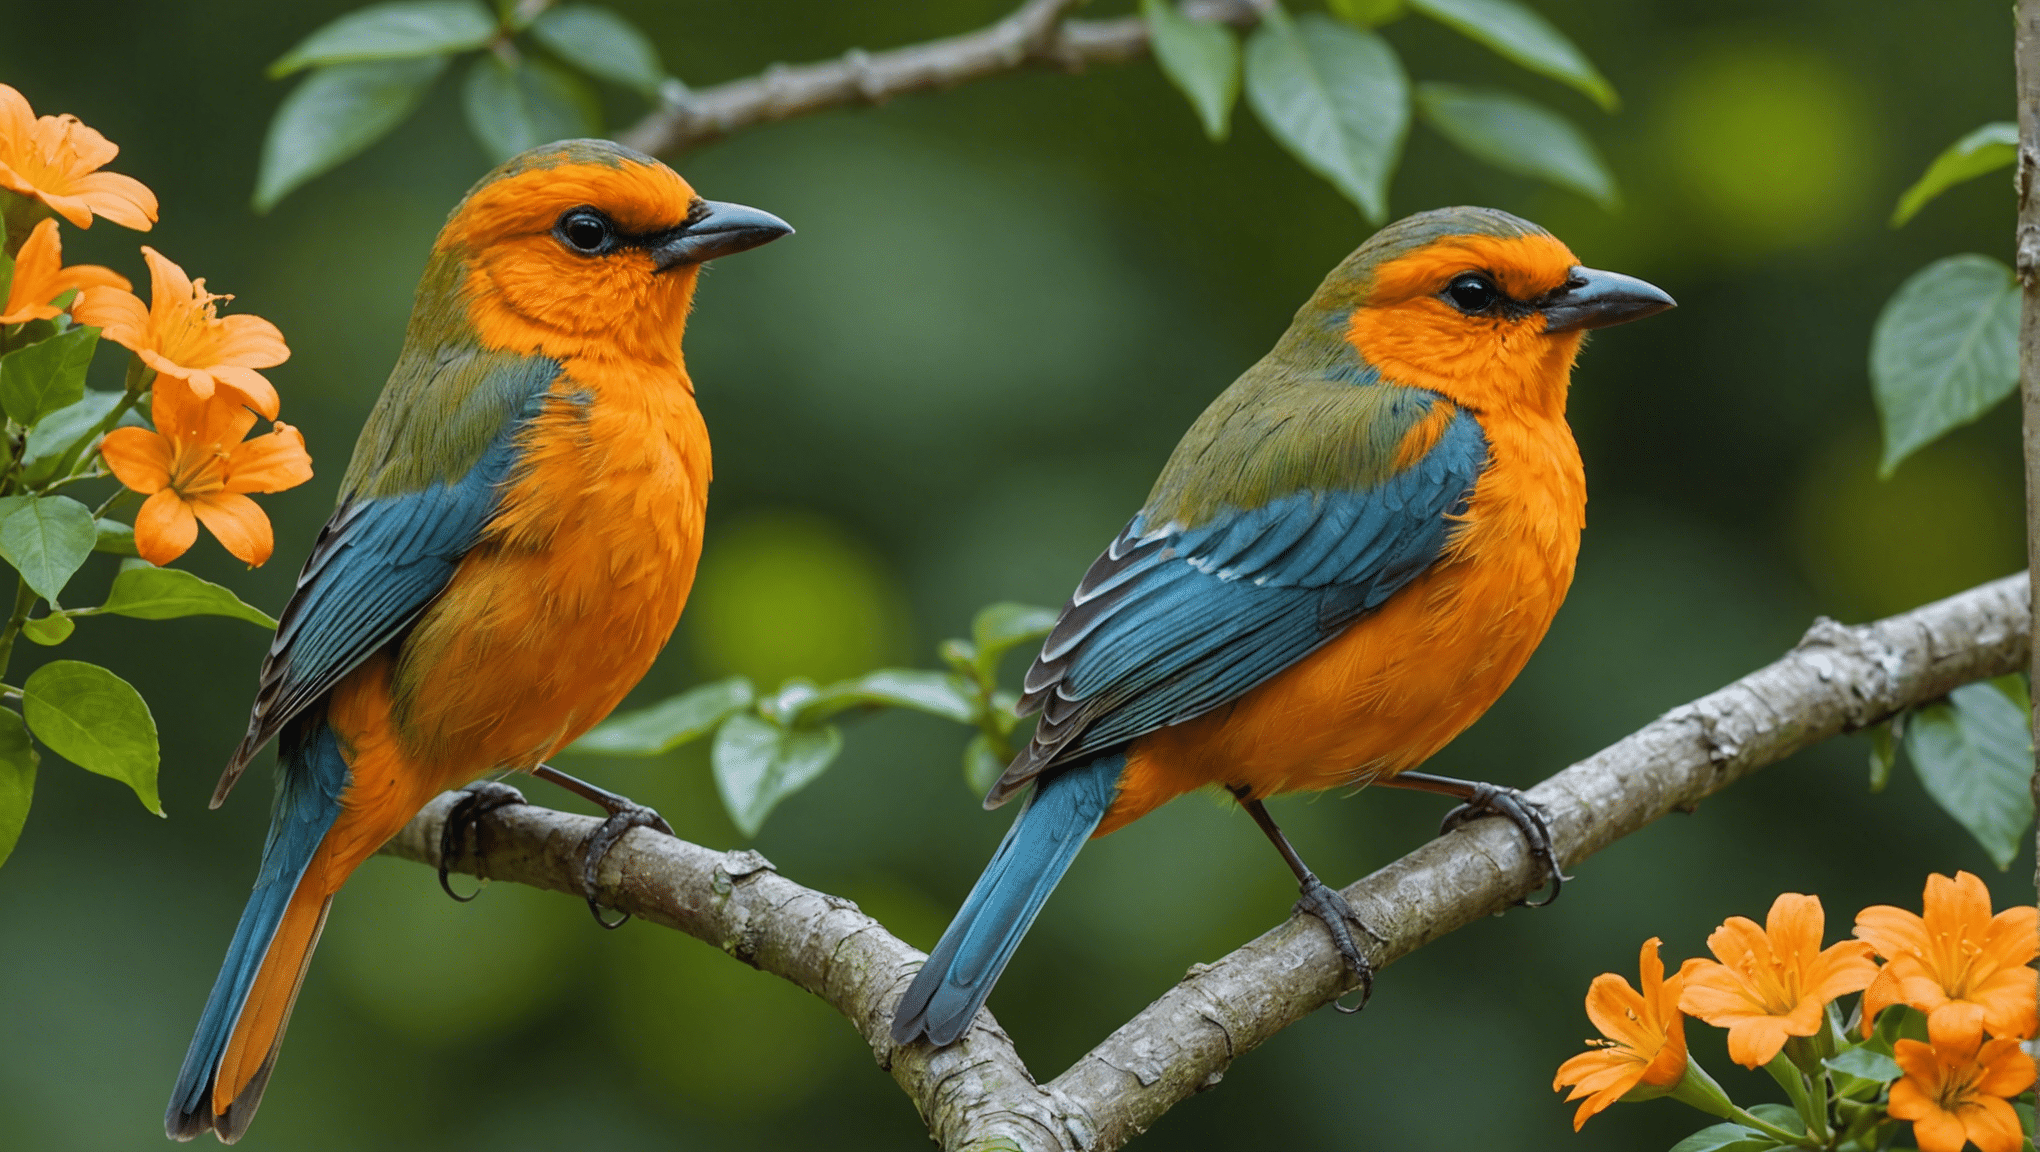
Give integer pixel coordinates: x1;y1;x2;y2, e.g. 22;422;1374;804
1904;681;2034;869
24;390;123;483
1667;1123;1780;1152
1824;1045;1901;1082
271;0;497;76
20;614;72;646
1244;12;1409;222
1328;0;1405;26
22;660;159;815
972;602;1060;676
93;519;136;557
1870;254;2019;475
1893;122;2017;227
529;5;666;95
0;244;13;314
1745;1103;1803;1134
1405;0;1617;111
0;707;36;868
0;325;97;427
256;57;447;212
793;669;979;727
711;713;842;837
462;55;600;163
1867;721;1896;793
571;677;755;755
1142;0;1242;141
89;561;278;628
758;679;821;726
1415;83;1617;208
0;495;97;603
963;731;1005;795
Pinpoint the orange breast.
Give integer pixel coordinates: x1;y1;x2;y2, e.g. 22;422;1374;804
389;355;710;788
1101;411;1584;835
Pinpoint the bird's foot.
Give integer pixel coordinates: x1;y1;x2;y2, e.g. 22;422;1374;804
1293;876;1378;1013
1439;784;1571;908
530;763;676;930
438;779;528;902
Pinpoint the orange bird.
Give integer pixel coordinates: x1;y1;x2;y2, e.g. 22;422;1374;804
166;140;789;1141
893;207;1674;1046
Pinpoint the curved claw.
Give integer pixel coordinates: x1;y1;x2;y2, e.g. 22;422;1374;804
577;804;676;929
1293;877;1376;1011
438;780;528;901
1439;784;1572;907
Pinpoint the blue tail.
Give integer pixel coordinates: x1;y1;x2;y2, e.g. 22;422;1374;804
166;721;347;1143
891;754;1123;1046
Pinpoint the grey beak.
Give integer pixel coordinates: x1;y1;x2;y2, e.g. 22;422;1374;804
1541;266;1676;333
653;200;793;269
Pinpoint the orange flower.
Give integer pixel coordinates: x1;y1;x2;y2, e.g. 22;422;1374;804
73;247;288;418
1888;1014;2036;1152
1553;938;1689;1130
1677;893;1876;1068
99;378;311;566
1856;870;2038;1045
0;84;156;230
0;217;129;325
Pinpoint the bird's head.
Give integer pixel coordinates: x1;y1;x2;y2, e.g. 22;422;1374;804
1295;206;1671;416
420;138;791;366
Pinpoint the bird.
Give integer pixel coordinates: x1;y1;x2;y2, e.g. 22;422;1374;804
165;138;790;1142
891;206;1674;1048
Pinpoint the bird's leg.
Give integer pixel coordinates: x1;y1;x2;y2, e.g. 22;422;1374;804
1231;788;1377;1013
438;778;528;902
1372;770;1570;907
530;763;676;930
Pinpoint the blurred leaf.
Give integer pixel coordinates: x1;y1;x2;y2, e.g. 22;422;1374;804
22;660;159;815
0;707;35;868
20;614;72;646
1667;1123;1780;1152
256;58;447;211
1406;0;1617;111
462;55;600;163
758;679;822;726
1991;671;2031;717
0;495;96;603
1824;1045;1900;1082
939;637;978;679
93;519;136;556
271;0;497;76
24;390;123;483
1892;122;2017;227
0;244;12;311
1245;12;1408;222
963;731;1005;795
1328;0;1405;26
1746;1103;1803;1133
794;669;979;726
1871;254;2019;476
1867;721;1895;793
1415;83;1617;208
89;561;278;628
530;5;666;95
572;676;754;755
1903;681;2034;869
972;602;1059;678
711;712;841;837
0;325;96;426
1142;0;1242;141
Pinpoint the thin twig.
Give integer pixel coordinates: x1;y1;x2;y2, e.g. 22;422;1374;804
379;573;2030;1151
2014;0;2040;930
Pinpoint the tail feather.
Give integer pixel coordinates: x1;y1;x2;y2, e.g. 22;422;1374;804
167;721;348;1144
891;754;1123;1046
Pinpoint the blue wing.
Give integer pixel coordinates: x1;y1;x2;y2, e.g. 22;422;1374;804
987;404;1488;805
214;353;561;803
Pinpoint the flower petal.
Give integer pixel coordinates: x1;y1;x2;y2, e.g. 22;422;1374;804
99;426;172;493
1965;1096;2027;1152
1911;1106;1970;1152
191;492;273;566
224;423;312;494
1724;1014;1794;1068
134;489;197;566
68;169;156;231
206;366;280;420
71;283;150;348
212;314;290;369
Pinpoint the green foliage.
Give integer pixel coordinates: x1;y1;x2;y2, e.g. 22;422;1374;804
1405;0;1617;111
1665;1124;1778;1152
1143;0;1242;141
529;5;668;97
269;0;497;76
0;326;96;426
22;660;161;816
1414;83;1617;207
0;495;99;603
1901;681;2034;869
20;614;73;646
82;561;280;628
1245;11;1408;224
1869;254;2018;476
1328;0;1405;26
0;708;35;867
461;56;599;163
574;677;755;756
1891;121;2016;227
711;712;842;839
21;391;124;483
255;58;448;212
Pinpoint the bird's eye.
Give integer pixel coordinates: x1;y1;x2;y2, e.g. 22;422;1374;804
1444;273;1501;314
556;209;614;255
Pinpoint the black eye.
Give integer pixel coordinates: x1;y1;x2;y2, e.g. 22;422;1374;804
1445;273;1501;313
556;209;613;255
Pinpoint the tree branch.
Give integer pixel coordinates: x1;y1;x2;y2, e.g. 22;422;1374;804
2013;0;2040;926
616;0;1265;159
380;572;2029;1151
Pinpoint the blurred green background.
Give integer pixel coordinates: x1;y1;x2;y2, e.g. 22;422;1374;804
0;1;2030;1148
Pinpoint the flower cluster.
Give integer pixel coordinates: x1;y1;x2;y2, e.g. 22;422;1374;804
1554;873;2038;1152
0;82;309;566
